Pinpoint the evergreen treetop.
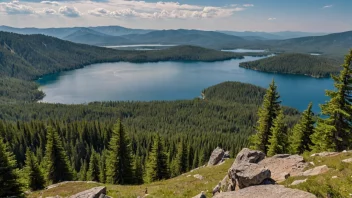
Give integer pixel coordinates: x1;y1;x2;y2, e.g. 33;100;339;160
311;50;352;152
267;109;288;157
250;79;281;154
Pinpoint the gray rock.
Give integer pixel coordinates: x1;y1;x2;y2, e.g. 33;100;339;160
219;175;235;192
258;154;307;182
229;162;271;189
208;147;225;166
234;148;266;165
193;174;204;180
310;152;339;157
303;165;330;176
291;179;307;186
213;185;316;198
69;187;106;198
223;151;230;159
342;158;352;163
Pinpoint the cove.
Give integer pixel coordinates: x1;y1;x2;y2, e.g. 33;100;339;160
37;56;334;112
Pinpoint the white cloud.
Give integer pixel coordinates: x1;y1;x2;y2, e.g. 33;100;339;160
243;4;254;7
0;1;35;15
88;4;244;19
40;1;59;6
323;5;332;9
58;6;80;17
268;17;276;20
88;8;109;17
40;8;56;14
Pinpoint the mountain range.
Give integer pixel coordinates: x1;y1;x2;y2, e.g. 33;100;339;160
1;25;351;58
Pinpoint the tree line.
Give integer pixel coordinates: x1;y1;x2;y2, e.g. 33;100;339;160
250;49;352;155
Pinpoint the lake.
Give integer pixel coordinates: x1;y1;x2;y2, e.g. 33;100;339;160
38;56;334;112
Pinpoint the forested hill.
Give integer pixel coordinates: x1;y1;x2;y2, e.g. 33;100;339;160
239;53;340;78
0;31;243;81
0;31;247;103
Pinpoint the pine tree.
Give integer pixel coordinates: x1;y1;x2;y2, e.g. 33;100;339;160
106;119;133;184
267;110;287;157
133;156;144;184
174;140;188;175
290;103;315;154
79;160;87;181
0;137;23;197
87;150;100;182
144;134;169;183
99;151;107;183
311;50;352;152
250;80;281;154
24;149;45;191
43;126;73;184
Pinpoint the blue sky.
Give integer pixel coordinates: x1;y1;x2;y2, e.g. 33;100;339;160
0;0;351;32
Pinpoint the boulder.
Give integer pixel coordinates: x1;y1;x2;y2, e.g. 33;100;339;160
208;147;225;166
69;186;106;198
303;165;330;176
193;174;204;180
342;158;352;163
223;151;230;159
213;185;316;198
219;175;235;192
310;152;339;157
234;148;265;165
291;179;307;186
258;154;307;182
229;162;271;189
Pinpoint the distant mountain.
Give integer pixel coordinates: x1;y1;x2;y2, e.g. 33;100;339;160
0;25;152;39
272;31;352;58
120;29;254;49
219;31;328;40
63;28;132;45
89;26;151;36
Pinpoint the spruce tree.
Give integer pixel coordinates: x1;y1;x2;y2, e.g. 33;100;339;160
267;110;287;157
79;160;87;181
87;150;100;182
311;50;352;152
250;79;281;154
144;134;169;183
133;156;144;184
290;103;315;154
106;119;133;184
43;126;73;184
0;137;23;197
174;140;188;175
99;151;107;183
24;149;45;191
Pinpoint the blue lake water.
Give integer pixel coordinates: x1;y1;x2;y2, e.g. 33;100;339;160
37;56;334;112
222;49;267;53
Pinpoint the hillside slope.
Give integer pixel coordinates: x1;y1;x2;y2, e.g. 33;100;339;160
271;31;352;58
239;53;340;78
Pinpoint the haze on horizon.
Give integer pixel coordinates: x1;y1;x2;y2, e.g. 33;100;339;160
0;0;351;33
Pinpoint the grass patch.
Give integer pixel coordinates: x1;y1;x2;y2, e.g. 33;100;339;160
28;182;101;198
29;159;233;198
282;152;352;198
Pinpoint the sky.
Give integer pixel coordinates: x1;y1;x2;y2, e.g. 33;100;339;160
0;0;351;32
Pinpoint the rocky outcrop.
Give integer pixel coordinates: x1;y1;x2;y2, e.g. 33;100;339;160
234;148;265;164
342;158;352;163
219;175;235;192
310;152;339;157
302;165;330;176
229;162;271;189
258;154;308;182
69;187;107;198
213;185;316;198
208;147;225;166
291;179;307;186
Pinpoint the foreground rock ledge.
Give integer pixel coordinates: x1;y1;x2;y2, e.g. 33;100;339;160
69;186;107;198
213;185;316;198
